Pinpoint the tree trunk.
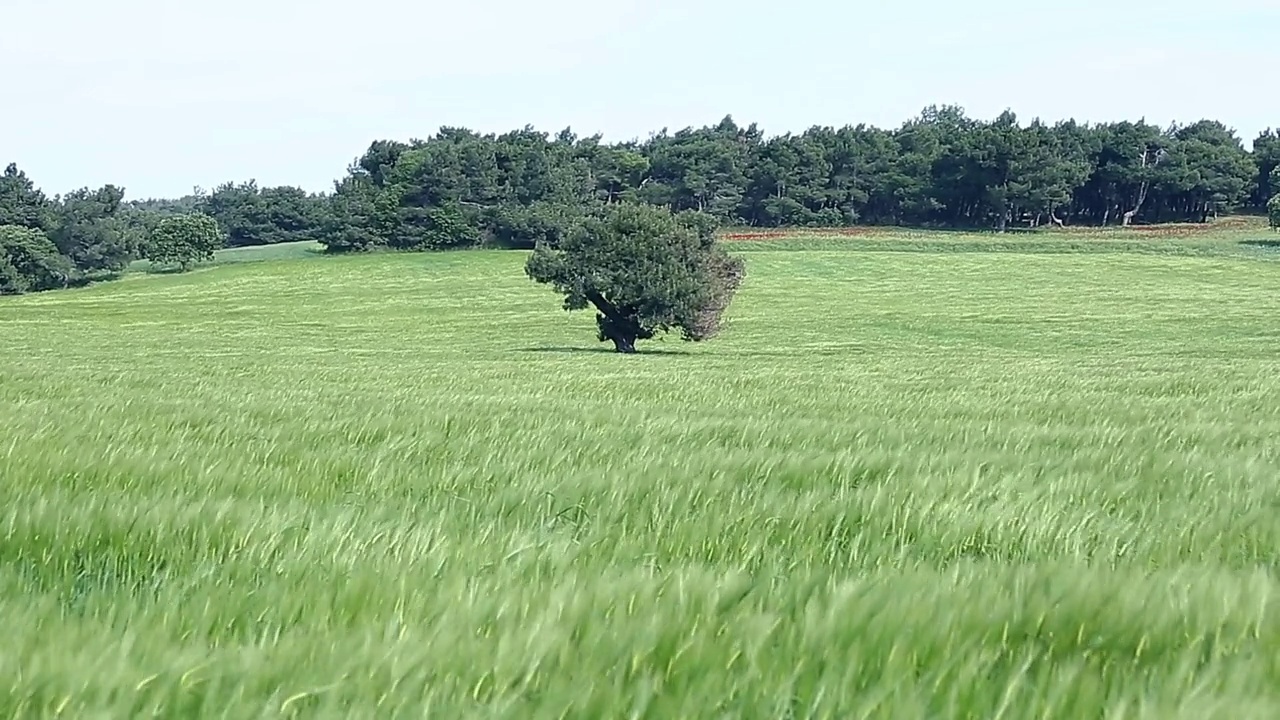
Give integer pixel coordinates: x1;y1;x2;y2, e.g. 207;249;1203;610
1123;148;1157;226
586;290;644;353
1122;184;1146;226
597;311;640;353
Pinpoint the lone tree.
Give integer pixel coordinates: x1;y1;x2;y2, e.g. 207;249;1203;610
144;213;222;271
1269;194;1280;231
525;204;745;353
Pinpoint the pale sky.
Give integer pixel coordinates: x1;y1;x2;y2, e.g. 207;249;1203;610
1;0;1275;199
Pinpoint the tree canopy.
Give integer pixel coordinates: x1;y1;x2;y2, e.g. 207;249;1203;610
144;214;222;271
0;225;74;294
50;184;136;274
196;181;328;248
314;110;1273;255
0;164;55;232
525;204;745;353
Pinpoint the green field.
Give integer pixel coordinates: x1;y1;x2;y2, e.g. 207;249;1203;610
3;230;1280;718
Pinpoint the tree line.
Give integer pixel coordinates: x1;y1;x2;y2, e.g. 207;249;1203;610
4;106;1279;295
0;164;228;294
326;108;1279;251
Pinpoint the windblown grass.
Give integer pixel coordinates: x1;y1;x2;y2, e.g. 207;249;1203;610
2;236;1280;717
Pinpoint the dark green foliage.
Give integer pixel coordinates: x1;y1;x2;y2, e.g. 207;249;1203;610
1268;195;1280;231
315;108;1268;247
318;127;597;253
0;167;139;286
391;203;480;250
0;164;55;232
50;185;136;274
1252;131;1280;208
481;201;600;249
525;204;744;353
144;214;222;271
0;225;75;294
126;195;203;216
0;166;140;289
317;176;397;253
197;181;328;247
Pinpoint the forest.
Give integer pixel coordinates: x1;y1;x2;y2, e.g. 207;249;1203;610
3;106;1279;294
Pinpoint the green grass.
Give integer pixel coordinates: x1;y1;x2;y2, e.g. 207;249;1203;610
125;240;324;274
3;231;1280;717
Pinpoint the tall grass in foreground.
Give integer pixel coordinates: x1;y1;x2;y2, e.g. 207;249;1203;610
2;241;1280;717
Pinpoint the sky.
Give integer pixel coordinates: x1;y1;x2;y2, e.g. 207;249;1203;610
1;0;1275;199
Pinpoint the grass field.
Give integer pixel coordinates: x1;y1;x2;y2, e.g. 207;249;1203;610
125;240;325;275
3;228;1280;717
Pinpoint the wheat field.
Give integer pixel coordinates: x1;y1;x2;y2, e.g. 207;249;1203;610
2;236;1280;718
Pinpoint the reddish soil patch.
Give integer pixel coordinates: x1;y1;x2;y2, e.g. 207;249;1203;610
1062;220;1253;238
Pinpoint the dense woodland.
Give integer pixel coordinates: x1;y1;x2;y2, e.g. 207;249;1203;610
3;106;1279;294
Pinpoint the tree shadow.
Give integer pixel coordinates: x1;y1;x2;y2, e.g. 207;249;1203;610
518;346;694;357
518;345;870;358
1240;239;1280;250
145;265;195;275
